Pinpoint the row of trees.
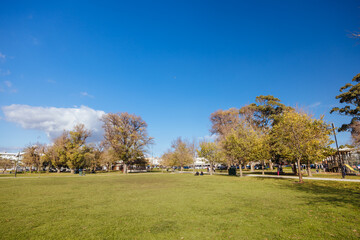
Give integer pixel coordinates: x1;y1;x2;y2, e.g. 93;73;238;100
8;74;360;182
162;72;360;183
19;112;153;174
162;95;333;183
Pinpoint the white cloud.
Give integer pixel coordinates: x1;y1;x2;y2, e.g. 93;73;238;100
0;52;5;61
308;102;321;108
2;105;106;142
81;91;94;98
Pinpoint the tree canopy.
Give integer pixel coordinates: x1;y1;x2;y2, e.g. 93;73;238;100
330;73;360;132
210;108;240;136
271;111;332;183
102;112;153;173
221;121;257;176
241;95;291;129
197;141;220;175
161;137;194;171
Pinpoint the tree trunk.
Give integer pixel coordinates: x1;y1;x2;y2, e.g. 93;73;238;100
250;162;255;172
297;158;303;183
210;162;213;175
262;160;265;175
269;160;273;171
307;166;312;177
307;161;312;177
57;168;60;173
291;163;297;175
239;163;243;177
123;164;128;174
181;166;183;172
70;169;74;174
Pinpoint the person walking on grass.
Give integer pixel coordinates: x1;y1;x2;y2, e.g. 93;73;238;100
342;165;346;179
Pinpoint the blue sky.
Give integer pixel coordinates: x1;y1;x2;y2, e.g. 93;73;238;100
0;0;359;156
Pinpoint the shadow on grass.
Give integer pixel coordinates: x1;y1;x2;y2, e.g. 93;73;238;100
281;180;360;209
214;172;360;209
242;170;300;176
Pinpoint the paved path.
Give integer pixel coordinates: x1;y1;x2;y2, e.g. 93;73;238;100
245;174;360;182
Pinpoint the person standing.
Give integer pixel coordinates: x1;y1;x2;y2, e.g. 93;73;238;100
341;165;346;179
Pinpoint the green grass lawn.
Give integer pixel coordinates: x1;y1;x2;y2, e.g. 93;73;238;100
1;173;360;240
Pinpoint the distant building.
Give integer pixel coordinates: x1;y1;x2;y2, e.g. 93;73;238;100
194;157;209;169
0;152;24;171
146;157;162;166
0;152;24;161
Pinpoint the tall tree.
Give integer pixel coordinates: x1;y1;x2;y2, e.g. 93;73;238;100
22;144;42;173
85;143;104;172
99;148;117;171
160;150;176;168
351;120;360;147
271;111;332;183
242;95;289;129
241;95;292;170
172;137;194;171
210;108;240;136
66;124;91;173
222;121;257;177
251;129;271;175
330;73;360;133
0;158;13;174
49;132;69;173
161;138;194;171
197;141;220;175
102;112;153;174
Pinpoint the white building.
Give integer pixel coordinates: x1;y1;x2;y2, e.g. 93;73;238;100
194;157;210;169
0;152;24;171
0;152;24;161
147;157;162;166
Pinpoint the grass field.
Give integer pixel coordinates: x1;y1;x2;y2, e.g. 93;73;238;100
1;173;360;240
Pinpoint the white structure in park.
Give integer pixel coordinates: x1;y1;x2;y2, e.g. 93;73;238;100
147;157;162;166
194;157;209;169
0;152;24;161
0;152;24;171
146;156;210;168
